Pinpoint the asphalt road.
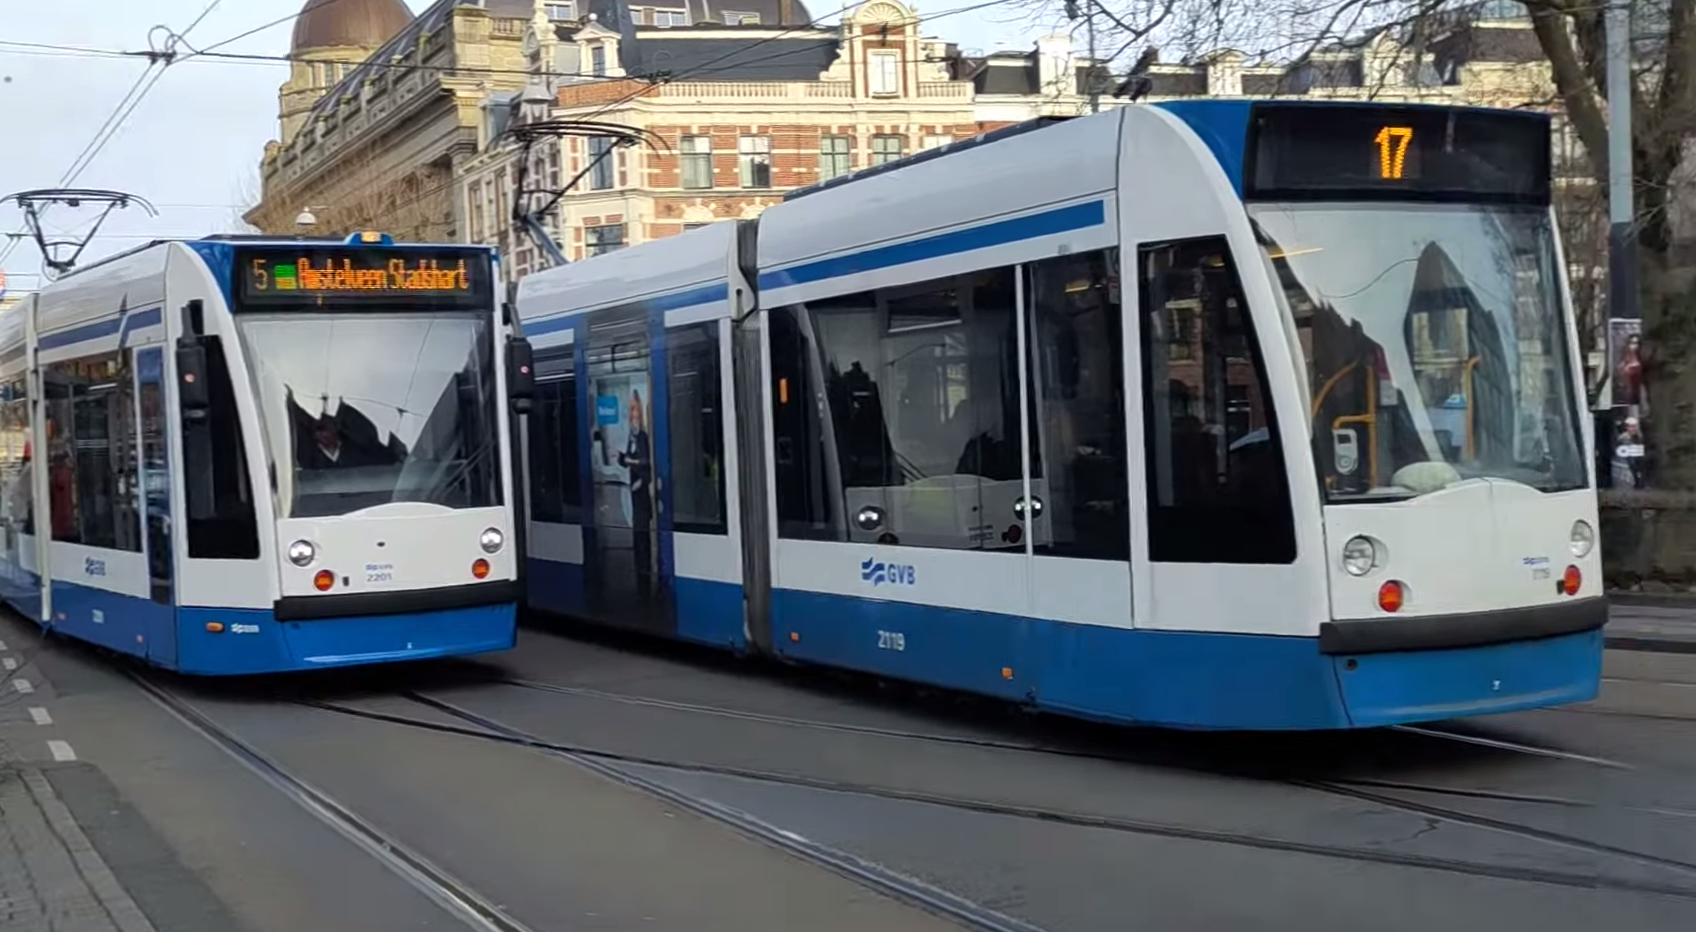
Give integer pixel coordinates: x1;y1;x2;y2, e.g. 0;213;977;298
4;611;1696;932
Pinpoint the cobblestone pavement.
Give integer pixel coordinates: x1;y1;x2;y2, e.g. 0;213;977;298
0;768;156;932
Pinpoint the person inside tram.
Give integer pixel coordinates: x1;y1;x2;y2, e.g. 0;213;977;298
301;415;371;471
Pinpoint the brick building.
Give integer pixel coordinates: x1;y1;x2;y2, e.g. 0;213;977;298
459;0;1109;277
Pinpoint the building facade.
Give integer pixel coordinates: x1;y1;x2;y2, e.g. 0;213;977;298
458;0;1112;277
244;0;542;240
464;1;1583;284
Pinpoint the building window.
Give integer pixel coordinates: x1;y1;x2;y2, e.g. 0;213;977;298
545;2;576;19
468;180;485;241
588;137;615;190
653;8;688;26
590;44;607;76
44;353;142;552
1137;236;1295;564
869;50;900;95
680;135;713;189
921;135;952;151
494;169;509;238
723;11;760;23
739;135;771;188
819;135;851;180
586;223;626;257
871;134;904;165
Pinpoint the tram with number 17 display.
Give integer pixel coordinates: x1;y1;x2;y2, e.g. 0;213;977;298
0;233;532;674
515;100;1603;730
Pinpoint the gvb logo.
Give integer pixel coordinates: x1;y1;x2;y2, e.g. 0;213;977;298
860;556;916;587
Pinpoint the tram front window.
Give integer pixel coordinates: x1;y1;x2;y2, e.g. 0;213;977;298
237;311;502;519
1249;203;1586;501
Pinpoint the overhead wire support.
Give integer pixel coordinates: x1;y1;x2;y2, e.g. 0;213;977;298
504;117;669;270
0;190;158;280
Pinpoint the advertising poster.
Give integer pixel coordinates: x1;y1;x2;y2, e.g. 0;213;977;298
1608;317;1646;488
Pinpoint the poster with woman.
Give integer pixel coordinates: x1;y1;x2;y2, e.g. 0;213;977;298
1610;318;1645;417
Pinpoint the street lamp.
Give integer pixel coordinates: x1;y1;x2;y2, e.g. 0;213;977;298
295;206;327;228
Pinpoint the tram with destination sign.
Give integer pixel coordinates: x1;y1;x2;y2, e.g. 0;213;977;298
514;100;1603;730
0;233;532;674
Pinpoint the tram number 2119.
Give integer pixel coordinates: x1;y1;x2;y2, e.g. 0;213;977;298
877;630;907;652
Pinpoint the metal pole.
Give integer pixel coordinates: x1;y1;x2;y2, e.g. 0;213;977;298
1606;0;1637;323
1086;1;1100;113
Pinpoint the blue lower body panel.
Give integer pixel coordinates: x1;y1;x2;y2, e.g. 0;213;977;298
3;577;516;675
767;589;1602;730
526;556;747;652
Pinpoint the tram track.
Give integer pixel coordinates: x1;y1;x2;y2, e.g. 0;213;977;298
300;691;1696;902
127;671;541;932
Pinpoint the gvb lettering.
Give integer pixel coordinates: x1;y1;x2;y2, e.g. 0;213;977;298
859;556;916;588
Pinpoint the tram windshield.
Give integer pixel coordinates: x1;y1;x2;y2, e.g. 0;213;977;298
1248;202;1586;502
236;311;502;519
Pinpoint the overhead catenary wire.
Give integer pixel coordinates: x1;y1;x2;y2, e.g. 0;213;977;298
0;0;224;269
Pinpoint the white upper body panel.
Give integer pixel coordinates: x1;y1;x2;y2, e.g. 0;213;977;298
517;221;737;346
756;112;1123;286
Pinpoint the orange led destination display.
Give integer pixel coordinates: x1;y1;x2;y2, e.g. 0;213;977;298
1244;102;1551;204
233;245;493;311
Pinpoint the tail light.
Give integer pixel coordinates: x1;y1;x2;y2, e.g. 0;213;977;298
313;569;335;591
1561;564;1582;596
472;559;491;580
1377;580;1406;613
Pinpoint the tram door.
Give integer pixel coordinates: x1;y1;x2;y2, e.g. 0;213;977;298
135;347;177;665
582;307;675;633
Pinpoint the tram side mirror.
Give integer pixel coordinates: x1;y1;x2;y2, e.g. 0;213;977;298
507;337;535;414
1332;427;1360;477
176;339;211;420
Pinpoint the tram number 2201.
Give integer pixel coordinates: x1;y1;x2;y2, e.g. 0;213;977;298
877;630;906;652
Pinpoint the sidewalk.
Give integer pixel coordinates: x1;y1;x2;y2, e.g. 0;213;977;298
0;767;157;932
1606;593;1696;653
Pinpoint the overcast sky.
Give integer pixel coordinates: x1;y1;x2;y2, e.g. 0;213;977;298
0;0;1037;296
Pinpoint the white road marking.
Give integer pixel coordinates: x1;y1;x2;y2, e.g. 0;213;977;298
2;657;15;671
28;707;51;726
0;639;8;650
13;679;33;694
46;740;76;762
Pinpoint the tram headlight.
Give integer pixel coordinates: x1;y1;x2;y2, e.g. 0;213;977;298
1570;520;1595;558
479;527;504;554
1341;536;1377;577
287;539;317;567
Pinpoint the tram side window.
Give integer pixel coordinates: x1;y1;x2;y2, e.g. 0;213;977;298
769;305;834;539
527;351;582;525
0;377;31;536
1025;250;1130;561
183;337;260;560
1138;237;1296;564
770;267;1025;550
44;352;142;552
667;323;727;534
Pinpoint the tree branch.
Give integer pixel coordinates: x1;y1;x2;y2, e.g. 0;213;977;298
1530;6;1611;184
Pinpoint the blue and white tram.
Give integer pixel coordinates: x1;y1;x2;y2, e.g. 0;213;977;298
515;100;1603;730
0;233;530;674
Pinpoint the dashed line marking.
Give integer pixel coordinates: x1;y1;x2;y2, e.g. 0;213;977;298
2;657;15;671
28;707;51;726
46;740;76;762
0;639;8;650
13;679;33;694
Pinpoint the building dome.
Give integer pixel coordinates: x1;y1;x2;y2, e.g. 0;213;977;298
291;0;414;53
